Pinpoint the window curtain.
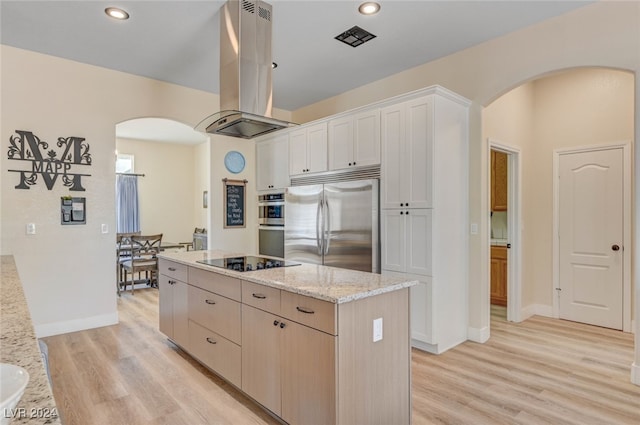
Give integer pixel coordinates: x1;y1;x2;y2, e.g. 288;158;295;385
116;174;140;233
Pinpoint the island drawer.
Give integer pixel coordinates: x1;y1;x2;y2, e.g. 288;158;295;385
159;260;187;282
281;291;337;335
242;281;281;315
188;320;241;388
189;267;241;301
189;285;241;345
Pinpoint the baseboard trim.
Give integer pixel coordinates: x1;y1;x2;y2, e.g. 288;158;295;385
467;326;490;343
35;311;118;338
521;304;553;320
631;362;640;386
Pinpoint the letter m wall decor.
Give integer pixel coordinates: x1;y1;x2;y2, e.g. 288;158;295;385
7;130;92;191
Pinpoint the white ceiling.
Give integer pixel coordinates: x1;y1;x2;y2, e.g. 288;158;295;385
1;0;594;143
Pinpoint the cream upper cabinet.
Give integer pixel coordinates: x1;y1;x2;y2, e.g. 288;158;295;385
289;122;327;176
328;109;380;171
381;96;433;209
257;134;290;191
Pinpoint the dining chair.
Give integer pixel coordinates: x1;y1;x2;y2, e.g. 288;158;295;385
120;233;163;295
116;232;140;295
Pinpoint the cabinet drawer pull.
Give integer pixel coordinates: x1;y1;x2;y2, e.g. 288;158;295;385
206;337;217;345
296;306;315;314
252;293;267;299
168;280;176;285
168;267;177;271
205;299;216;305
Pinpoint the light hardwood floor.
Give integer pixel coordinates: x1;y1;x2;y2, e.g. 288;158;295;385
43;290;640;425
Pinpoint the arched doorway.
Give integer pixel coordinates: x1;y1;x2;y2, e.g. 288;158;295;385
481;67;635;342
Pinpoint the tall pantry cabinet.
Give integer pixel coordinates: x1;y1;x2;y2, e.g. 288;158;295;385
380;88;470;354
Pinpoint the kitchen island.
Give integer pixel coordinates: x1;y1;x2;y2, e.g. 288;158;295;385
157;250;418;425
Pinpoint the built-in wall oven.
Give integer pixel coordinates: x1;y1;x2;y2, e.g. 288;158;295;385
258;193;285;258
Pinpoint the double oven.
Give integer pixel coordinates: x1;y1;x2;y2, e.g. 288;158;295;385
257;192;285;258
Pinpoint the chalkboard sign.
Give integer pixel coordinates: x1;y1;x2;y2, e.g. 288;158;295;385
223;179;247;228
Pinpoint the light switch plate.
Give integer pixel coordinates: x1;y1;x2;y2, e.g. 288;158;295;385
101;224;109;234
26;223;36;235
470;223;478;234
373;317;383;342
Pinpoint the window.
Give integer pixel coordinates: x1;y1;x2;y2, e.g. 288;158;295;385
116;153;135;174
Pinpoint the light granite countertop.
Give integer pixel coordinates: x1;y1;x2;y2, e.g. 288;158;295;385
158;250;419;304
1;256;61;424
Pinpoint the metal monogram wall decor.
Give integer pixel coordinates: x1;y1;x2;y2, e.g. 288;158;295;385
7;130;92;191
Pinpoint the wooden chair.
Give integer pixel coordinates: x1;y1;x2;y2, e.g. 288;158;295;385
116;232;140;295
120;234;163;295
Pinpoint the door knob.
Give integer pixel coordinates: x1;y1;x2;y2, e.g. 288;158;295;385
612;244;620;251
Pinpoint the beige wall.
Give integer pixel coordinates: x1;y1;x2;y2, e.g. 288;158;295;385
116;137;197;243
194;141;211;233
483;68;635;312
482;82;536;306
0;46;277;336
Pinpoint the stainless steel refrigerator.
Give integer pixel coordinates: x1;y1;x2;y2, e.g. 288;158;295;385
284;179;379;273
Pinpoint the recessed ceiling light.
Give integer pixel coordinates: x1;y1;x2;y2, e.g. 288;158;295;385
105;7;129;20
358;2;380;15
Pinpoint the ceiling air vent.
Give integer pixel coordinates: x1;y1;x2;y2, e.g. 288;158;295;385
334;25;376;47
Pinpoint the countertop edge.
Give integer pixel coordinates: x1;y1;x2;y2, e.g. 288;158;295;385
158;252;420;304
1;255;62;425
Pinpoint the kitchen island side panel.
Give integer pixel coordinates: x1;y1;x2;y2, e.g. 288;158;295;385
337;288;411;425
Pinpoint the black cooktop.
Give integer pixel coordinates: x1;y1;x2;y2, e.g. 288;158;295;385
197;256;300;272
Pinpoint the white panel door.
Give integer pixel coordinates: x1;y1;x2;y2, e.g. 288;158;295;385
328;116;353;170
306;123;328;174
289;129;308;176
405;96;433;209
381;210;405;272
380;104;404;209
558;148;623;330
405;209;432;276
353;109;380;167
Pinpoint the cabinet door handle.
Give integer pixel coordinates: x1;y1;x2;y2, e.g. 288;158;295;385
205;299;216;305
406;211;409;215
296;306;315;314
206;337;217;345
252;293;267;299
168;280;176;285
400;203;404;207
353;162;356;165
273;320;280;326
168;267;176;271
400;211;404;215
612;244;620;251
279;322;286;328
349;162;352;166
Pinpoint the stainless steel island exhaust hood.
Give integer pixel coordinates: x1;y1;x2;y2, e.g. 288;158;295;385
195;0;295;139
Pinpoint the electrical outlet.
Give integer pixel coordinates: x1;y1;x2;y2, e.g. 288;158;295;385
373;317;383;342
26;223;36;235
101;224;109;234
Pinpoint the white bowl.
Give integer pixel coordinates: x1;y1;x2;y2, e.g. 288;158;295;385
0;363;29;425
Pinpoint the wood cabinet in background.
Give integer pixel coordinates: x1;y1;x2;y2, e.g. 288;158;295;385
289;123;327;176
490;245;508;306
328;109;380;171
257;134;289;191
491;150;508;211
